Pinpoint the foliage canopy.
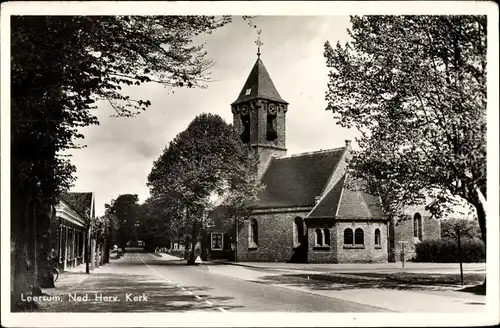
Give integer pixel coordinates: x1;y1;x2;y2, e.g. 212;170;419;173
324;15;487;242
147;113;262;256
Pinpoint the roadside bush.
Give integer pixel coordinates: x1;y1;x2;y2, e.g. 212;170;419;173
441;218;481;240
415;238;485;263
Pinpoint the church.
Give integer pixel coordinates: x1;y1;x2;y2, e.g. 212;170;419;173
206;51;441;263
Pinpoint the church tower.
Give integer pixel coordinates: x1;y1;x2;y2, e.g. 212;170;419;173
231;32;288;177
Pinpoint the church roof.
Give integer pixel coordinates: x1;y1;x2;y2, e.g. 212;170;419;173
231;57;288;106
336;183;385;219
308;175;345;217
254;148;345;208
308;175;385;219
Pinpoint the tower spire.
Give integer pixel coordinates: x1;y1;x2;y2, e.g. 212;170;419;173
255;29;263;58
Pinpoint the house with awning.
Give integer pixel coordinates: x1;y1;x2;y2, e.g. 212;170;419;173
53;192;95;271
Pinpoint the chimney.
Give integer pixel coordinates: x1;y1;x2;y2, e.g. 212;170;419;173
345;139;352;148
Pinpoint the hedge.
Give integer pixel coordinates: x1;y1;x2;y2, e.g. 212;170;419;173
414;238;485;263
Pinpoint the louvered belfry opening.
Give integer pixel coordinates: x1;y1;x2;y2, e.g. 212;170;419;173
240;114;250;143
266;112;277;141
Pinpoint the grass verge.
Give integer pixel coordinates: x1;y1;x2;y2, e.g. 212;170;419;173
386;272;485;286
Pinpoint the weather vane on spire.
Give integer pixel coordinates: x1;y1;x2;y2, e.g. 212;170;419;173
255;29;263;58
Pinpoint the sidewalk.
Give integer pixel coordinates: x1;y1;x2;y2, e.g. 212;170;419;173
44;262;109;292
211;260;486;274
273;285;486;313
37;254;219;312
205;261;486;312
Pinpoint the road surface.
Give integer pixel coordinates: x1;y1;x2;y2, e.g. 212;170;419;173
40;248;388;312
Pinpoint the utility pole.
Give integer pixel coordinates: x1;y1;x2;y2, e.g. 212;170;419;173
457;228;464;286
402;243;405;268
398;241;408;268
85;219;92;274
234;217;238;262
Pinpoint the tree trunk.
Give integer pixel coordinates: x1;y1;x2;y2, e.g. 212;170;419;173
476;199;486;288
29;200;42;296
388;216;396;262
470;188;486;246
470;188;486;288
104;235;110;264
38;206;56;288
11;195;38;311
187;224;199;265
201;233;208;261
91;239;96;269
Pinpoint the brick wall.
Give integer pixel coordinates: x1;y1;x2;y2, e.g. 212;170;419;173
336;220;388;263
423;216;441;241
253;100;288;177
307;221;337;263
393;217;416;261
237;210;310;262
393;205;442;261
232;99;288;177
236;214;390;263
255;146;287;178
253;100;287;149
232;109;242;138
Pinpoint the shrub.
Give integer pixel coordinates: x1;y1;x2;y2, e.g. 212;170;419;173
415;238;485;263
441;218;482;240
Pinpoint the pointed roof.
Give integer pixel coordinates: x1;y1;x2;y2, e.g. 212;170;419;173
336;181;385;219
308;174;385;219
232;57;288;106
308;175;345;217
254;148;345;208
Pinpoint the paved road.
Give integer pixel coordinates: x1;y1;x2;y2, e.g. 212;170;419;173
39;248;388;312
122;249;388;312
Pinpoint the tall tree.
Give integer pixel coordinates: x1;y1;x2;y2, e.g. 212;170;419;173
102;204;119;258
147;113;262;264
106;194;141;250
11;15;230;309
324;16;487;244
136;198;172;252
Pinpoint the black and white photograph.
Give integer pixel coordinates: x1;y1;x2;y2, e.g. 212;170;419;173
1;1;498;327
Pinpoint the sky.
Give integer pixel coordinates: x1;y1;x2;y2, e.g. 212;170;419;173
68;16;361;216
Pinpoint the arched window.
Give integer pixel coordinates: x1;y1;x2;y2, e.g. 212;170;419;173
344;228;353;245
354;228;364;245
374;228;381;246
294;217;304;245
249;219;258;247
323;228;330;246
413;213;422;241
315;228;323;246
